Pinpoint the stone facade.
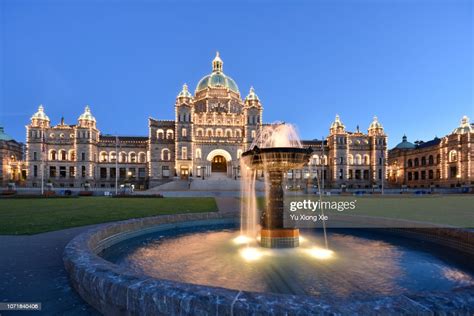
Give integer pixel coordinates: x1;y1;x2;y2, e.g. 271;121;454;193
294;115;387;190
10;53;387;190
25;106;148;189
387;116;474;189
0;126;24;187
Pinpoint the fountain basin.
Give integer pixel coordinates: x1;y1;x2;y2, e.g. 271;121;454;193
64;213;474;315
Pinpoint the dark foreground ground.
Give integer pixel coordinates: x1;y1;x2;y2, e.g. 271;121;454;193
0;225;100;316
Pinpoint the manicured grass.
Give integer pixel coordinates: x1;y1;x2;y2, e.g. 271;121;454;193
0;197;218;235
262;195;474;227
333;195;474;227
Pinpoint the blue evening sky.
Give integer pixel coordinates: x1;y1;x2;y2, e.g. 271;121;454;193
1;0;472;147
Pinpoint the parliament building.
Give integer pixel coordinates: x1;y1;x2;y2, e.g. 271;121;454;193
3;53;470;190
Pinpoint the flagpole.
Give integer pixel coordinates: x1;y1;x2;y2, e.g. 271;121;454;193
115;135;118;195
41;127;44;195
321;135;325;195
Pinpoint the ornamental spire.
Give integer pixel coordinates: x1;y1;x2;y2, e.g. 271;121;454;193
212;51;223;72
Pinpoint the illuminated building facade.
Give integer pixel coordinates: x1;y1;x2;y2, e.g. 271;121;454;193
0;126;24;187
11;53;390;190
387;116;474;188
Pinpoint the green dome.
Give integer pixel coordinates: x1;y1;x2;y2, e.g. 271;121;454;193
395;135;415;149
196;72;239;93
0;126;13;141
195;52;239;93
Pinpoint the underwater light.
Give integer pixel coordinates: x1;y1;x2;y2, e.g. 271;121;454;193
306;247;334;260
233;235;252;245
240;247;263;261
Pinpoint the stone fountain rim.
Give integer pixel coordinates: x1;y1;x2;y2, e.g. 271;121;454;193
63;212;474;315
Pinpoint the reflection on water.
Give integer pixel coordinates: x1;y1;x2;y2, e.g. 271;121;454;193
101;227;474;301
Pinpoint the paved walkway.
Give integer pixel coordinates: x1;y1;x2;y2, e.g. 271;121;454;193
0;197;240;315
0;225;100;316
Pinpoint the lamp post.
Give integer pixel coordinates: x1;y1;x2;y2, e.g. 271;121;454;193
115;135;118;195
381;149;385;195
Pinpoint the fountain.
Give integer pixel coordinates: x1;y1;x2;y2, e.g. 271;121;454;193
240;123;312;248
64;122;474;314
241;146;311;247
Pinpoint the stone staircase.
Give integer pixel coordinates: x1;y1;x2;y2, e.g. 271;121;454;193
144;173;265;192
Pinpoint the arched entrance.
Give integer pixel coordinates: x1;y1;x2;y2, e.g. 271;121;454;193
211;155;227;173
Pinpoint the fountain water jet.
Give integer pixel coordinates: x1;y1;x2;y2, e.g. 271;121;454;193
241;123;311;248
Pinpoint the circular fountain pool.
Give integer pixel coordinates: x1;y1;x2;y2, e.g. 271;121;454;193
100;224;474;303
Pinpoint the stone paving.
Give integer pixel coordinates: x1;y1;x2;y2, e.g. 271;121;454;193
0;225;100;315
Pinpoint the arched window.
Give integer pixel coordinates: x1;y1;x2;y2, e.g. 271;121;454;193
437;154;440;164
161;148;170;161
363;155;370;165
216;129;223;137
355;154;362;165
251;130;256;139
235;129;241;138
421;157;426;166
206;129;213;137
226;129;232;137
69;150;76;161
322;155;328;165
237;149;242;159
129;152;137;163
196;148;202;159
60;150;67;161
100;151;108;162
428;155;434;165
414;158;419;166
449;150;457;162
196;128;203;137
157;129;164;139
50;150;57;161
109;151;116;162
120;152;127;163
347;154;353;165
182;128;187;137
408;159;413;167
138;152;146;163
166;129;174;139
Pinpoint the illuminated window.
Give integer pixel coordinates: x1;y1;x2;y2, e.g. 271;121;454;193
449;150;457;162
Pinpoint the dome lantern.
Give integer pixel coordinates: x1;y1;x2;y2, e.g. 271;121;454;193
212;51;223;72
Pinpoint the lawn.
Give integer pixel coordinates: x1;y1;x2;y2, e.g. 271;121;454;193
0;197;218;235
262;195;474;228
